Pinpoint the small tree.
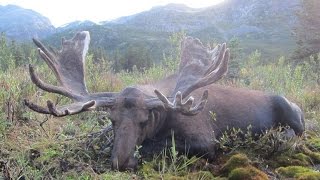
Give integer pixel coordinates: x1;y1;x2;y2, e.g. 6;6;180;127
0;33;15;70
115;44;153;71
163;31;186;73
226;37;242;81
292;0;320;61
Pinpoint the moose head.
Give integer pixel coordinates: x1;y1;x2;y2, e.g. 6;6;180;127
24;31;230;170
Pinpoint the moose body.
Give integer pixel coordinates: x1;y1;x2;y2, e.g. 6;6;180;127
111;81;304;170
25;31;304;171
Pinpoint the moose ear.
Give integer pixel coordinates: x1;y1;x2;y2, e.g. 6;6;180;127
145;98;165;110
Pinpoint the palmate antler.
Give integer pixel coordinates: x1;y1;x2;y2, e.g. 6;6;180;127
24;31;116;117
25;32;228;118
154;37;230;114
174;37;229;98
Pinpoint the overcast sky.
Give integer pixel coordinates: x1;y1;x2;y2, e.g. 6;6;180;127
0;0;225;27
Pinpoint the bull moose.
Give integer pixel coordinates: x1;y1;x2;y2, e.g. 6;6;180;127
24;31;305;171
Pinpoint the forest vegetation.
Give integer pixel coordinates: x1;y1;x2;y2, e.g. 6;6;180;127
0;0;320;179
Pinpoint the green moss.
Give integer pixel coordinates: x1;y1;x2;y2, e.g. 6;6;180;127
140;162;215;180
302;146;320;163
269;152;312;167
271;155;294;167
293;153;312;166
102;172;134;180
141;169;215;180
276;166;320;179
160;174;186;180
307;152;320;163
186;171;215;180
298;172;320;180
228;166;268;180
155;171;215;180
307;137;320;151
219;153;268;179
62;171;94;180
220;153;250;175
140;162;157;178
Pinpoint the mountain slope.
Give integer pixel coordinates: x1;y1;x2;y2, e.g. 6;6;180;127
8;0;301;63
102;0;300;56
0;5;55;41
49;0;300;62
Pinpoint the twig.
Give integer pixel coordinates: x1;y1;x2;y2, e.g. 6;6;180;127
39;115;50;138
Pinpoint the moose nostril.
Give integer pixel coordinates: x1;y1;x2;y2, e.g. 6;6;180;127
126;157;138;171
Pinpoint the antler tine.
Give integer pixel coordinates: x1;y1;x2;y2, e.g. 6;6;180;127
24;99;51;114
29;64;82;100
33;38;61;81
205;43;226;76
47;100;63;116
209;43;221;56
154;89;172;108
181;47;230;99
37;48;56;72
187;90;208;115
154;89;208;116
204;47;230;84
33;38;56;64
47;100;96;116
24;98;96;117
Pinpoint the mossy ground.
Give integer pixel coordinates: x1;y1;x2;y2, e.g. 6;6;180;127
219;153;268;180
276;166;320;179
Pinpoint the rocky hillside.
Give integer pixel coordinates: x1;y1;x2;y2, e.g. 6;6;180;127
1;0;302;60
0;5;55;41
51;0;301;60
57;20;96;32
108;0;300;35
103;0;301;56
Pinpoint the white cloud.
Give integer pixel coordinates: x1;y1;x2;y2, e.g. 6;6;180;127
0;0;225;27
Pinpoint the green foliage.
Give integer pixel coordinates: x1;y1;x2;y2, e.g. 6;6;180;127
276;166;320;179
85;54;123;92
163;31;186;73
102;172;135;180
113;43;154;71
226;37;243;80
0;33;36;71
158;132;200;174
239;52;307;100
142;131;201;179
307;136;320;151
293;0;320;60
303;53;320;85
217;126;300;156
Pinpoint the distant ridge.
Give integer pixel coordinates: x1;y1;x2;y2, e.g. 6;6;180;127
0;0;301;61
0;5;55;41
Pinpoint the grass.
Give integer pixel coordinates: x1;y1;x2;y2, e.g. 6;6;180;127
0;51;320;179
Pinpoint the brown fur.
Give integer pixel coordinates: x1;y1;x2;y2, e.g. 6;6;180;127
109;81;304;170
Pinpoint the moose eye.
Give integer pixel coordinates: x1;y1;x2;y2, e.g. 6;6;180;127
139;121;148;128
108;117;116;125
